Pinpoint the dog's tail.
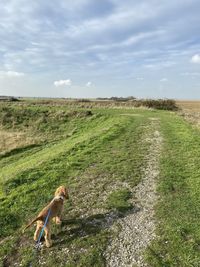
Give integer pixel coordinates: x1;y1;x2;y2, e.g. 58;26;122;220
23;216;43;233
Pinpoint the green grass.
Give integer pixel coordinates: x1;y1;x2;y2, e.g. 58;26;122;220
145;113;200;267
106;189;132;211
0;103;153;266
1;102;200;267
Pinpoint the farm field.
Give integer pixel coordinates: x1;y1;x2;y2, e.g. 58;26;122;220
0;101;200;267
177;100;200;127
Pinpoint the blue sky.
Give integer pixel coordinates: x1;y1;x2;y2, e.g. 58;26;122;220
0;0;200;99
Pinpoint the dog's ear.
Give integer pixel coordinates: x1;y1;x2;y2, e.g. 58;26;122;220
62;186;69;199
54;186;61;197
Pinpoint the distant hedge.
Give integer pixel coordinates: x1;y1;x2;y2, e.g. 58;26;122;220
0;97;178;111
97;97;178;111
140;99;178;111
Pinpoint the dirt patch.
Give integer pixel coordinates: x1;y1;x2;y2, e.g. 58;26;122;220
148;117;159;121
105;124;162;267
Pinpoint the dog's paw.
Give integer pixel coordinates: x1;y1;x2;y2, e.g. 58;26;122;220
55;217;62;225
46;241;52;248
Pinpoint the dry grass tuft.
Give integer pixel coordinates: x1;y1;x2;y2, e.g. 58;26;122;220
0;129;38;154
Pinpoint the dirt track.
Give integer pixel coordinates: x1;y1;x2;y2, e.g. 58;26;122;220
105;121;162;266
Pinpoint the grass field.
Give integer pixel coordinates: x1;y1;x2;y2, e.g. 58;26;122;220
0;101;200;266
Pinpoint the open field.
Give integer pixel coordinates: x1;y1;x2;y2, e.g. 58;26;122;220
177;100;200;126
0;101;200;266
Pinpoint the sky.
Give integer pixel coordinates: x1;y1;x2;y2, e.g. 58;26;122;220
0;0;200;99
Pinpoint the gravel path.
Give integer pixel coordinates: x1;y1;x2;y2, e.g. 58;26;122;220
105;125;162;267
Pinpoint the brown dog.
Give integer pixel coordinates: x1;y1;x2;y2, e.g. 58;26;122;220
23;185;69;247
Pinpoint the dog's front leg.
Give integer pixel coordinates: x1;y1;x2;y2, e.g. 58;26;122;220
55;205;64;224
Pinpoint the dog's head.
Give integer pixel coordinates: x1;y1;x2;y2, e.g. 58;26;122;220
54;185;69;200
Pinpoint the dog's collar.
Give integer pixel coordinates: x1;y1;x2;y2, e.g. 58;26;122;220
54;196;64;201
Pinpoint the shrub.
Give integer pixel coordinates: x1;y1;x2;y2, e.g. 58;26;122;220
141;99;178;111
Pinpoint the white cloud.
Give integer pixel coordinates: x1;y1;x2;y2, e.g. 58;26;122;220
86;81;92;87
54;79;72;87
0;70;25;78
136;77;144;80
191;54;200;64
180;72;200;76
144;61;176;70
88;30;164;52
144;64;155;69
160;78;168;82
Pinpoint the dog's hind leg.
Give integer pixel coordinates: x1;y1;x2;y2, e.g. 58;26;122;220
44;225;52;248
34;222;42;241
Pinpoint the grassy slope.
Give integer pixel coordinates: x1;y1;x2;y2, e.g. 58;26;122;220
0;106;154;267
1;104;200;267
